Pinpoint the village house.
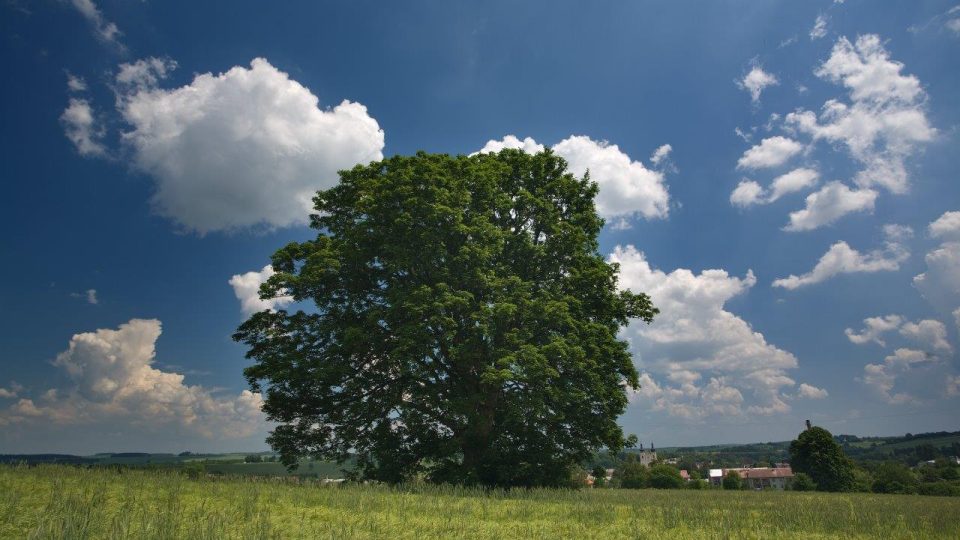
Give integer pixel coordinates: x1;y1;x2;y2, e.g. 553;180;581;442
708;467;794;490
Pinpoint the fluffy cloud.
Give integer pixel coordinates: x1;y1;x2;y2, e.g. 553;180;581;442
117;57;385;234
850;309;956;405
0;319;265;441
899;319;952;354
948;375;960;397
736;136;803;169
738;66;779;103
929;211;960;240
773;226;909;289
0;383;22;399
478;135;671;222
229;265;293;316
730;180;764;207
949;18;960;35
66;73;87;92
810;15;829;40
914;242;960;308
730;168;819;207
611;245;807;418
785;35;934;195
553;136;670;220
768;168;820;203
914;211;960;311
845;315;904;347
797;383;829;399
116;57;178;91
650;144;673;166
68;0;122;48
784;182;876;232
847;314;952;353
475;134;545;154
861;348;942;405
61;98;106;157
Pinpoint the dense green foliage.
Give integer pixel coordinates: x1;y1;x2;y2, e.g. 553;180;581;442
789;426;855;492
722;471;741;490
235;150;657;487
4;466;960;539
792;473;816;492
649;464;684;489
648;430;960;470
872;462;920;494
615;455;650;489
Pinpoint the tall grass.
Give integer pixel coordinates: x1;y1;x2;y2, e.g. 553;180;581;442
2;465;958;538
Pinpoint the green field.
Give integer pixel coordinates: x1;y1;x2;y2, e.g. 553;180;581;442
2;466;959;539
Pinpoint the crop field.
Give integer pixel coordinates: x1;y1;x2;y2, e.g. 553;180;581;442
2;466;959;539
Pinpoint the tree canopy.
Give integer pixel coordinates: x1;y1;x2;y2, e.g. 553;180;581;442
234;150;657;487
788;426;855;492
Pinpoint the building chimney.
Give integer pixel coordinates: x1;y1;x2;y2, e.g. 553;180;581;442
805;419;811;430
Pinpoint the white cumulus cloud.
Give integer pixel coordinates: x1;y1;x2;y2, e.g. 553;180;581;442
477;135;671;223
117;57;385;234
860;348;943;405
784;182;877;232
68;0;123;49
899;319;952;354
797;383;829;399
611;245;808;418
785;35;934;196
0;319;265;441
730;168;820;207
738;66;779;103
914;211;960;312
773;226;909;289
553;136;670;221
61;98;106;157
475;134;545;154
929;211;960;240
229;265;293;316
737;136;803;170
66;73;87;92
730;180;764;207
650;144;673;166
846;314;952;354
810;14;829;40
845;314;904;347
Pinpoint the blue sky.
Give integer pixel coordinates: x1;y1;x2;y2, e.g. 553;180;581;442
1;0;959;454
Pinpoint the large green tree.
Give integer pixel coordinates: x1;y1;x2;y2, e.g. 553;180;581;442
234;150;657;487
788;426;855;492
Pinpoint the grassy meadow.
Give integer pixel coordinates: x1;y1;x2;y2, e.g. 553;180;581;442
2;465;960;539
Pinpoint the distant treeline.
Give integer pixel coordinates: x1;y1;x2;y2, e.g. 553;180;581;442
589;430;960;470
0;454;98;465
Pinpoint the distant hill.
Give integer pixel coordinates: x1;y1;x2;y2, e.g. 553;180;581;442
649;430;960;467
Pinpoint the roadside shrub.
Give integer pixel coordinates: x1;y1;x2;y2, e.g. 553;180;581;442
872;462;918;494
792;472;816;491
917;481;960;497
618;460;649;489
722;471;741;490
851;469;873;492
649;465;683;489
181;462;205;480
